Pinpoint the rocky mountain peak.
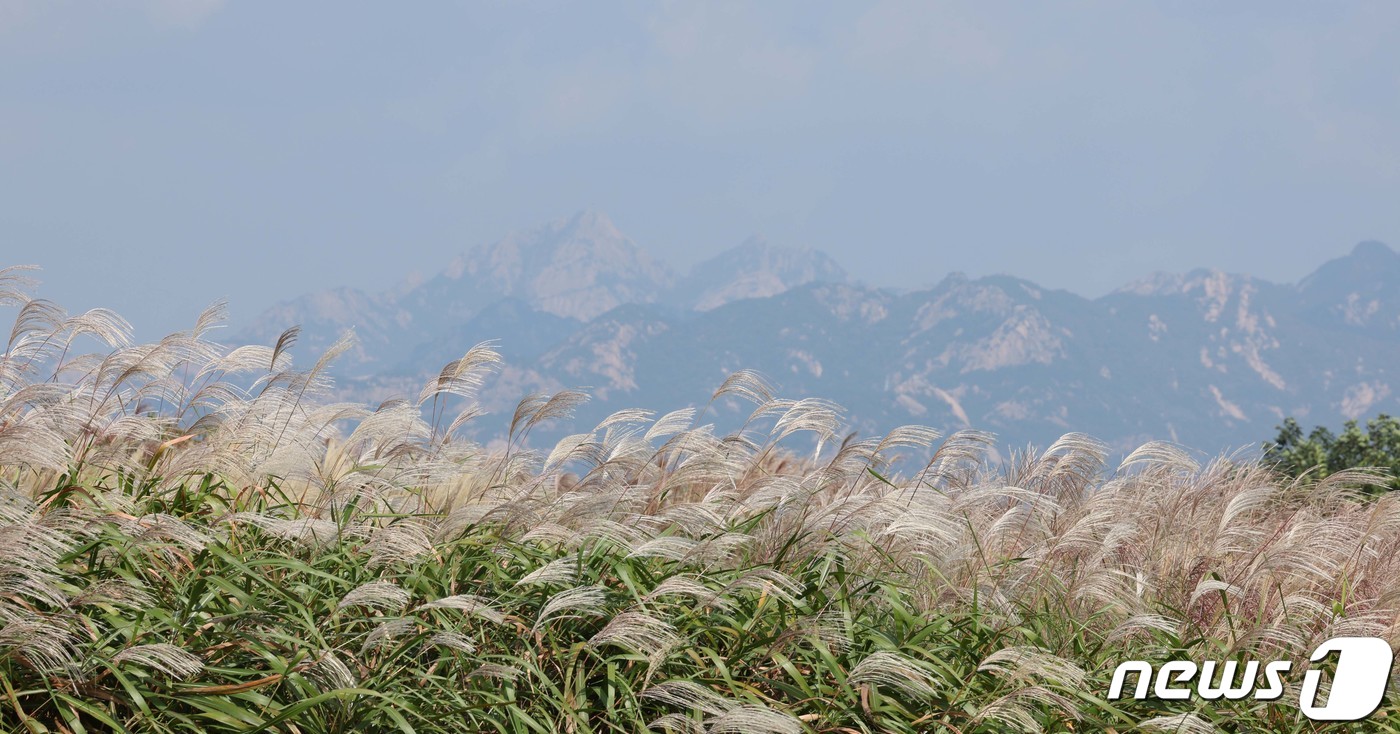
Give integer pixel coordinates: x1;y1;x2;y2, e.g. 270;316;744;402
1296;241;1400;331
676;235;848;311
1299;240;1400;294
1351;239;1397;259
426;210;675;322
564;207;625;240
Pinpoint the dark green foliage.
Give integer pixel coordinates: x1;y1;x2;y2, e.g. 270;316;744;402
1265;414;1400;492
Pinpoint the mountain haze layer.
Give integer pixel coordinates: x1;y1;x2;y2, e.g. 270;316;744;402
240;214;1399;453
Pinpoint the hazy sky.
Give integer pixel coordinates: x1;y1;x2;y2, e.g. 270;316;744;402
3;1;1398;338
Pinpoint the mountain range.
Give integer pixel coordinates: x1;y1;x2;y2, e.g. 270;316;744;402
238;211;1400;455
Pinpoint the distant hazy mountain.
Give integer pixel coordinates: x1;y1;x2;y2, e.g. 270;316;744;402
394;298;581;375
238;210;843;376
401;209;674;329
673;236;848;311
1295;240;1400;333
239;214;1400;454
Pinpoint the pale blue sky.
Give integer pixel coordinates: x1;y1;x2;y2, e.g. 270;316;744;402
2;1;1398;337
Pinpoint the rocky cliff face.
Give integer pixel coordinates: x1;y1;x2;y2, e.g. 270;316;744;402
239;214;1400;454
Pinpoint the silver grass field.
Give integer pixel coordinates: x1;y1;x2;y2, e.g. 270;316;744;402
0;264;1398;733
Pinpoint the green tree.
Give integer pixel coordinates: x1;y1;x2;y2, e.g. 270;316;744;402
1264;414;1400;492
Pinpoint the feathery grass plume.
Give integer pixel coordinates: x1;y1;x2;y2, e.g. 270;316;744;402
641;680;735;716
119;512;215;551
772;397;843;446
508;392;551;441
979;646;1088;693
63;307;135;349
709;369;775;408
0;419;71;473
533;585;608;631
520;521;581;546
417;593;507;625
337;580;411;612
655;424;721;469
1189;577;1246;612
362;618;418;653
543;432;600;473
1031;432;1108;485
70;578;155;609
222;511;353;547
688;532;757;566
596;407;655;432
0;619;79;673
515;555;582;587
365;520;435;568
113;643;204;680
555;486;649;528
303;649;358;692
881;504;968;555
743;397;796;434
467;663;523;681
1106;613;1182;642
659;502;728;537
0;541;79;613
0;265;39;305
848;651;937;699
916;428;996;490
794;611;852;652
509;389;590;445
417;341;502;406
7;298;67;351
646;407;696;442
643;575;730;611
576;518;650;550
629;536;700;562
269;325;301;369
874;424;943;458
647;713;705;734
426;630;477;654
972;687;1081;734
721;567;804;606
1119;440;1201;474
587;610;680;660
704;705;803;734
